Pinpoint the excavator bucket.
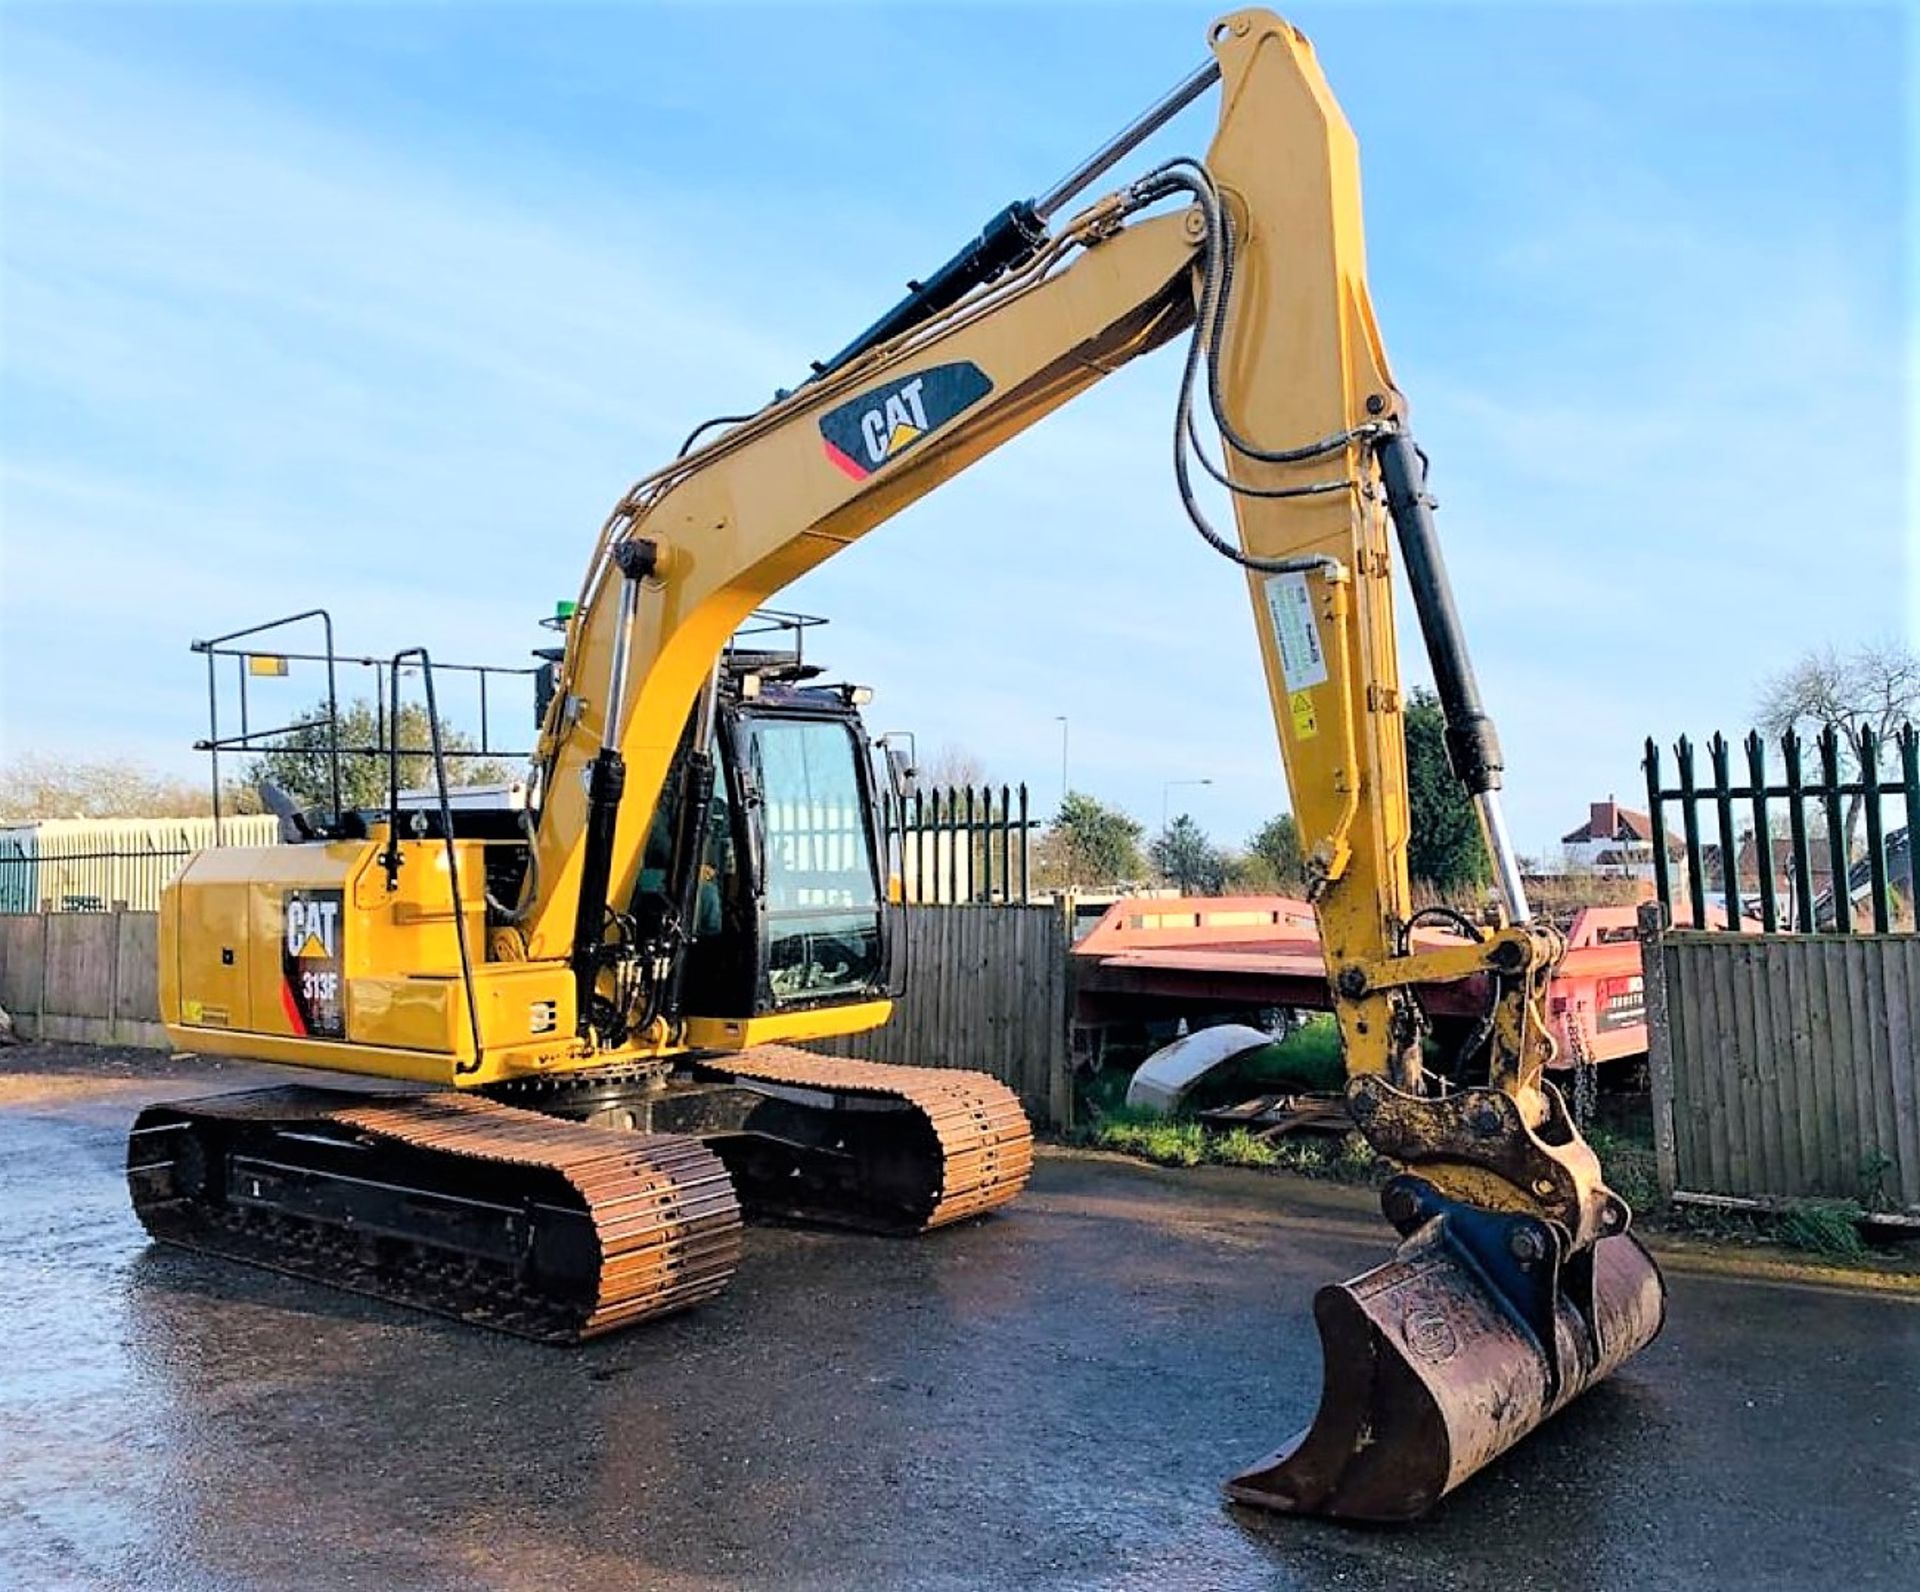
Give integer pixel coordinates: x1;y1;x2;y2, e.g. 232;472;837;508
1229;1182;1665;1522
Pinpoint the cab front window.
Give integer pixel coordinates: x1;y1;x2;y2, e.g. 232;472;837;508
748;716;883;1003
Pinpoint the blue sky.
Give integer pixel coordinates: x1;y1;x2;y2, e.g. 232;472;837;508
1;1;1910;856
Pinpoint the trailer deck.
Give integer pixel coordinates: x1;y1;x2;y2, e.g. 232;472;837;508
1072;896;1651;1068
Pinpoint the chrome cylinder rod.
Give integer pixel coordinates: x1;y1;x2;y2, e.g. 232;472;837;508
1033;59;1222;221
808;56;1218;383
1474;790;1532;925
601;564;641;749
690;656;722;749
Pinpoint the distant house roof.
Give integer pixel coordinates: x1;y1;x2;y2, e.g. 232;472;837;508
1563;798;1681;853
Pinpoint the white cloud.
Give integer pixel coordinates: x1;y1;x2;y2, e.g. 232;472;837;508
1;29;804;772
1;13;1907;869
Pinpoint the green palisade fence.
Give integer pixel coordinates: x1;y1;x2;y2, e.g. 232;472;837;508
1645;723;1918;934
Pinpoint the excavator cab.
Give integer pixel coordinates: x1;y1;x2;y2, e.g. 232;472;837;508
661;642;898;1024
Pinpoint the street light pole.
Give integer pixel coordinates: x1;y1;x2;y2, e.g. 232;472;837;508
1160;777;1213;833
1055;716;1069;809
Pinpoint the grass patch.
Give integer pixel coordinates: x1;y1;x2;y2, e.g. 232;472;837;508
1585;1106;1880;1262
1657;1196;1880;1262
1084;1080;1899;1271
1210;1128;1280;1169
1083;1102;1383;1182
1090;1107;1209;1167
1088;1077;1670;1205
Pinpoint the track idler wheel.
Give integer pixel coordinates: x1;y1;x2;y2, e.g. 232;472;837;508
1228;1175;1665;1522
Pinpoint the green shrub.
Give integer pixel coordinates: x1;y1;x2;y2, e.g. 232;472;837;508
1586;1124;1663;1213
1858;1151;1896;1212
1185;1018;1345;1105
1335;1129;1380;1180
1776;1198;1866;1258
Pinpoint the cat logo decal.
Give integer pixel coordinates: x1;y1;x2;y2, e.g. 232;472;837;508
819;362;993;480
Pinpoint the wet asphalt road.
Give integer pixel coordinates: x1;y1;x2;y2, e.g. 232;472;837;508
2;1044;1917;1591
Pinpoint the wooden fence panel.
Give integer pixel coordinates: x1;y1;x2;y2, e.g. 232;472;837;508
0;914;47;1019
0;911;168;1047
114;914;167;1046
41;914;117;1045
807;903;1073;1130
1647;915;1920;1214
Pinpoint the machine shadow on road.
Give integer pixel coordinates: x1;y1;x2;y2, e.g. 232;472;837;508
1225;1376;1674;1590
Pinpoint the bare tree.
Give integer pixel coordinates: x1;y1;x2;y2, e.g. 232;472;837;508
915;742;987;793
1757;639;1919;858
0;754;219;821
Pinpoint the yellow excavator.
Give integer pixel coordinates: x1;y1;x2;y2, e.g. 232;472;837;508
130;9;1663;1522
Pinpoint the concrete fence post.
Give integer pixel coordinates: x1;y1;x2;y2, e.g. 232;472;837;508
107;909;124;1047
35;913;50;1042
1049;896;1075;1132
1638;900;1679;1197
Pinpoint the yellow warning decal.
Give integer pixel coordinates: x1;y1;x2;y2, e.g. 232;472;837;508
1290;690;1319;739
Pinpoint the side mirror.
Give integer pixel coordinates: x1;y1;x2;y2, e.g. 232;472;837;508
885;744;916;799
877;732;917;800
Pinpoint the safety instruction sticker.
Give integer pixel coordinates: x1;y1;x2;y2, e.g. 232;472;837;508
1289;690;1319;740
1264;571;1329;692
